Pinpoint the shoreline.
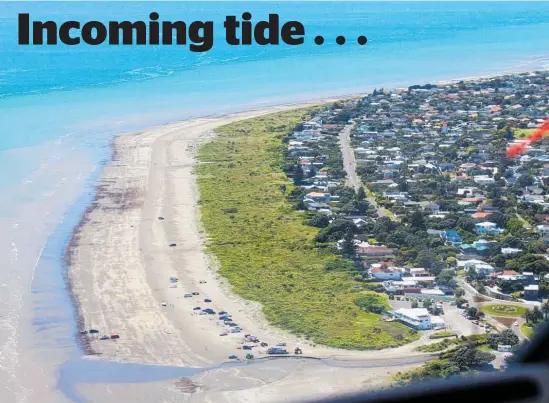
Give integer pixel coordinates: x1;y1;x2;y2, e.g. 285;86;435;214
64;68;547;367
65;100;347;366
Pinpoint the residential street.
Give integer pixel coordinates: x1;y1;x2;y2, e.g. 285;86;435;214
338;123;390;219
338;123;360;191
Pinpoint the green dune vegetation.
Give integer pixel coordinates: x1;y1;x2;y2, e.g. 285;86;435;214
196;108;418;349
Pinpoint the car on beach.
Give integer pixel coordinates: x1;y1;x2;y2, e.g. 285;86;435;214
231;327;242;333
184;293;193;298
193;306;201;310
242;345;253;350
199;280;207;284
219;311;228;315
276;342;286;346
204;298;212;302
219;331;228;336
161;301;167;306
228;355;238;360
192;292;199;296
203;308;216;314
199;311;207;315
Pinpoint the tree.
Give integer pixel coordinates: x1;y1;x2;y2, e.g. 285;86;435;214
423;299;433;310
410;211;426;230
467;307;478;318
411;300;419;308
436;269;457;288
531;306;544;324
293;165;304;186
527;240;546;254
499;329;519;347
309;213;330;228
341;229;357;257
454;288;465;298
517;174;534;188
357;187;367;201
542;301;549;320
450;345;495;370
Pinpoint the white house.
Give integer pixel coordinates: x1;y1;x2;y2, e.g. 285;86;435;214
475;222;504;234
536;225;549;237
393;308;432;330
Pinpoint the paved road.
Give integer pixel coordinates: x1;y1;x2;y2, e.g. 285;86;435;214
457;279;526;340
338;123;360;191
338;124;390;219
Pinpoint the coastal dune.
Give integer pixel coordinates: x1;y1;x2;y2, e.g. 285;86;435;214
67;101;345;366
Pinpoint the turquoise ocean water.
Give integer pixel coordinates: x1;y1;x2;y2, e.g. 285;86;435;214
0;1;548;401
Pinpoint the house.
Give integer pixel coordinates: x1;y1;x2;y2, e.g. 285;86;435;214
441;229;462;246
458;259;495;276
368;264;403;281
306;192;331;203
473;175;495;185
382;280;421;295
409;268;430;277
524;285;539;301
353;218;367;228
475;222;504;234
357;242;395;258
393;308;436;330
501;248;522;255
536;225;549;237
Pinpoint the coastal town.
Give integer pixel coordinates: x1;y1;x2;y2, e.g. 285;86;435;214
67;71;549;397
281;71;549;379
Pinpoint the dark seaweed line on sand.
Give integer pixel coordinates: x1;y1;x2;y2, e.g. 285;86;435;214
62;136;123;357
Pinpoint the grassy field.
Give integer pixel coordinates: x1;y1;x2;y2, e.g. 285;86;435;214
521;323;534;339
480;304;527;317
196;109;418;349
429;331;458;339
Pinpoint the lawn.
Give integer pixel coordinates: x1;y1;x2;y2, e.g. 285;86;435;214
514;128;535;139
196;108;418;349
521;323;534;339
480;304;527;317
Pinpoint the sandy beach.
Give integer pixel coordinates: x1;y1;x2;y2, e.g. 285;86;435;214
66;99;433;401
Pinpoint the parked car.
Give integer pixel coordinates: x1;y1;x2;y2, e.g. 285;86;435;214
228;355;238;359
513;321;519;326
99;335;109;340
260;342;268;347
203;308;216;315
199;280;207;284
231;328;241;333
193;306;201;310
161;301;167;306
219;331;228;336
276;342;286;346
184;293;193;298
192;292;199;295
219;311;228;315
242;345;253;350
204;298;212;303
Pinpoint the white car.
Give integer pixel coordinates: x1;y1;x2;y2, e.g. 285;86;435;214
513;321;519;326
161;301;167;306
